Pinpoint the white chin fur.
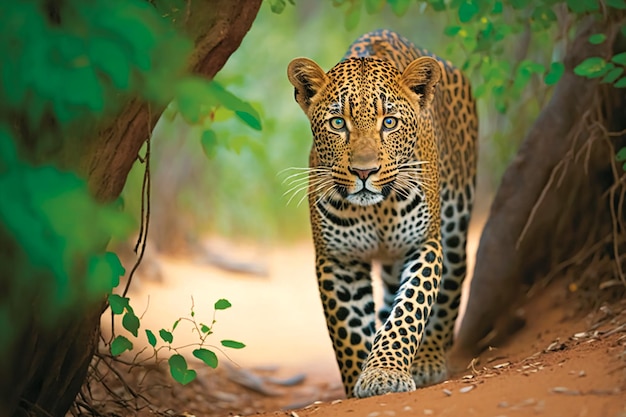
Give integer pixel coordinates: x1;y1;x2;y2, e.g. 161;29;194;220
346;193;384;206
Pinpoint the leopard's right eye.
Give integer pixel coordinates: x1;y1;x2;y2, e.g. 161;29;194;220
382;116;399;130
329;117;346;131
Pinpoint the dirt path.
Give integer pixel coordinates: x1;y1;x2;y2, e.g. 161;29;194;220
254;281;626;417
103;235;626;417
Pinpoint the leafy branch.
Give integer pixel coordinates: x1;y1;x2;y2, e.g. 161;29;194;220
173;77;263;159
106;295;245;385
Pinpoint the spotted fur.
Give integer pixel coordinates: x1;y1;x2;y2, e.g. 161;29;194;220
287;29;477;398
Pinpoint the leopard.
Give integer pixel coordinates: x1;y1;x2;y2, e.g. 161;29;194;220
286;29;478;398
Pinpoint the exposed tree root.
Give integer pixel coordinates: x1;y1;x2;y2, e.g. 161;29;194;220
453;12;626;362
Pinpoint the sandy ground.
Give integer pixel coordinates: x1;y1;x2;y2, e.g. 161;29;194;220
121;238;341;384
93;223;626;417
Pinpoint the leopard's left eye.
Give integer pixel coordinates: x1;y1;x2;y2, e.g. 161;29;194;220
382;116;398;130
329;117;346;131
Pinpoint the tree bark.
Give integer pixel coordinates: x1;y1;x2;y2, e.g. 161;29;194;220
2;1;262;416
85;2;263;202
452;15;626;364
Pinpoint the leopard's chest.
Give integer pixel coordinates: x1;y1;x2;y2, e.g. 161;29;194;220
316;190;431;261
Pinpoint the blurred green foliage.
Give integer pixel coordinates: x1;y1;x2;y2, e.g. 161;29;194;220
0;0;255;358
0;0;185;354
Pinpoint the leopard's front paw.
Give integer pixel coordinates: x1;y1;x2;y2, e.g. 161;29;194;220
353;367;416;398
410;360;448;387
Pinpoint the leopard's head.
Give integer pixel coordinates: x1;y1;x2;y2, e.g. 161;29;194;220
287;56;441;207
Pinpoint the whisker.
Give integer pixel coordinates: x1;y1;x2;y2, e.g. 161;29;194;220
285;185;310;206
281;169;331;184
278;166;321;174
284;177;313;187
390;183;410;199
278;166;331;176
281;172;311;184
297;194;309;207
393;170;437;197
283;176;333;204
301;179;336;207
315;183;339;205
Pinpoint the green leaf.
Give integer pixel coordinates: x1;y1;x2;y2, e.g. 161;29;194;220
221;339;246;349
509;0;527;9
87;253;127;296
111;335;133;356
123;310;140;337
606;0;626;9
66;66;105;111
108;294;130;315
235;111;262;131
207;81;262;131
428;0;446;11
269;0;287;13
588;34;607;45
175;77;218;124
88;37;131;89
159;329;174;343
168;354;197;385
90;3;158;71
172;318;181;331
193;348;219;368
104;252;126;287
0;128;18;169
566;0;598;13
458;0;479;23
574;57;607;78
201;130;218;159
491;0;503;13
388;0;412;16
531;6;556;29
616;147;626;161
214;298;232;310
200;324;212;333
602;67;624;83
146;329;157;347
611;52;626;66
364;0;385;14
344;4;360;31
544;62;565;85
614;77;626;88
444;25;461;36
519;60;545;75
212;106;235;122
473;83;489;98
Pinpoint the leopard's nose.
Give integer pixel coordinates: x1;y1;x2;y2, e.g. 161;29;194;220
349;166;380;180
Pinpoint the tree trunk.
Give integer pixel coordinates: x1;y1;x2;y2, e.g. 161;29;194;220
2;2;262;416
452;15;626;365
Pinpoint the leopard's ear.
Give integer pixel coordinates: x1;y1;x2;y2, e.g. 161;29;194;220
287;58;328;113
400;57;442;108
